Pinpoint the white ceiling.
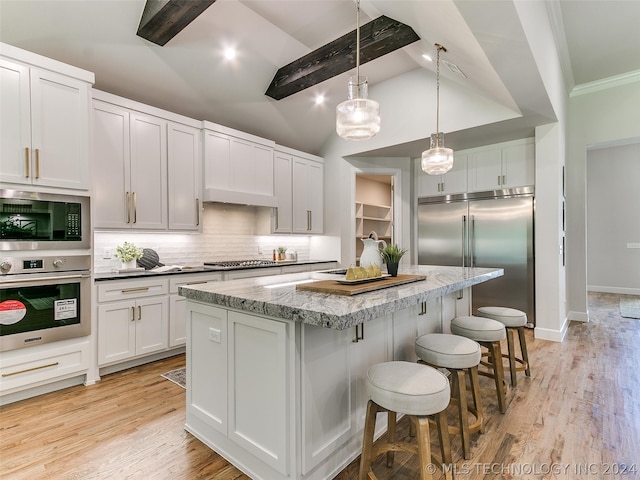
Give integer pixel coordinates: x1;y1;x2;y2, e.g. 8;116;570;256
1;0;638;157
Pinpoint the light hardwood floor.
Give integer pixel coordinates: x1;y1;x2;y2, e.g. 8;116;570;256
1;293;639;480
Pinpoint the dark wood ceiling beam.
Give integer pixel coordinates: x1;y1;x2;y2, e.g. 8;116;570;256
137;0;217;46
265;16;420;100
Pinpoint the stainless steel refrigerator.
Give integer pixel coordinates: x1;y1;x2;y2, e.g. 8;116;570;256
418;187;535;326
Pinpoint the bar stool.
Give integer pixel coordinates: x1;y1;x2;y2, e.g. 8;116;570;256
415;333;484;460
450;316;508;413
476;306;531;387
359;361;452;480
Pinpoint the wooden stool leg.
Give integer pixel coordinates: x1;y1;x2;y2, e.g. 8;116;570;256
469;365;485;434
414;416;433;480
454;369;472;459
488;341;507;413
506;327;518;387
433;410;453;480
359;400;379;480
386;410;396;467
518;326;531;377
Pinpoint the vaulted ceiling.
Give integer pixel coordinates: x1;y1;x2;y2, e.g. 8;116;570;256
1;0;638;157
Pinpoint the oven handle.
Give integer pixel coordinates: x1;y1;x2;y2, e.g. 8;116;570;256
0;273;91;284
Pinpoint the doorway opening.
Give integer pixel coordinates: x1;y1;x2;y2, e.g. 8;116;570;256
355;174;394;265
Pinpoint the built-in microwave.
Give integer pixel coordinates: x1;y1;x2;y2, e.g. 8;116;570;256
0;189;90;251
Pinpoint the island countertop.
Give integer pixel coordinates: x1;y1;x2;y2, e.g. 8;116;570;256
179;265;503;330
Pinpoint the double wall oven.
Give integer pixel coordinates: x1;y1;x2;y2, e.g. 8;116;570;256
0;190;91;352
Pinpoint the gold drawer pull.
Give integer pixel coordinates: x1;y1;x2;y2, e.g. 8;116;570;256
121;286;150;294
186;281;208;286
25;147;30;178
3;362;59;377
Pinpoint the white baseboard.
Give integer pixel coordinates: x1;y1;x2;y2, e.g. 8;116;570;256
534;316;569;342
568;310;589;322
588;285;640;295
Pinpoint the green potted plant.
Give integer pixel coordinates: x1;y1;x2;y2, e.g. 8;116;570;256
277;246;287;261
115;241;143;269
380;244;408;277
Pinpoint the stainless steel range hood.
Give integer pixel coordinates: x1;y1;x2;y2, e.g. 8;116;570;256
202;188;277;207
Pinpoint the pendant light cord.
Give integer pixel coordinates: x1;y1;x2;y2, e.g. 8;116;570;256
356;0;361;87
435;44;444;148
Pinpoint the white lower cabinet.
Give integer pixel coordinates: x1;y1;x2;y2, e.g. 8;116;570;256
96;278;169;366
0;339;90;403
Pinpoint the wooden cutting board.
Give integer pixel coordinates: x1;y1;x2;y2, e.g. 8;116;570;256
296;274;426;296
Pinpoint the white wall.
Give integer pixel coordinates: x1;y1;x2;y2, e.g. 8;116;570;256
586;141;640;294
567;79;640;318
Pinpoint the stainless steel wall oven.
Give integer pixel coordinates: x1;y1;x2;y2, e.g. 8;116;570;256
0;189;90;251
0;255;91;352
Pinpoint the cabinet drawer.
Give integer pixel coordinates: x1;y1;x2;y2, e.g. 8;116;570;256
97;278;169;302
169;273;223;293
0;340;89;393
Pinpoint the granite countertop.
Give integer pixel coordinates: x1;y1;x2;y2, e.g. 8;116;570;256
93;259;338;281
178;265;503;330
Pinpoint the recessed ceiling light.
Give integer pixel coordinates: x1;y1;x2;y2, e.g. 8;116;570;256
224;47;236;60
315;94;325;105
422;53;433;62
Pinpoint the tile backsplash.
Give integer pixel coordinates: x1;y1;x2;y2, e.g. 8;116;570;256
94;204;311;272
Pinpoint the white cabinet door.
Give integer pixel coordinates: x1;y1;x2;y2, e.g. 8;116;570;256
416;153;467;197
92;101;131;229
129;112;167;229
300;324;353;474
187;302;228;434
0;58;31;185
169;295;187;347
203;130;231;191
98;300;137;365
168;122;201;231
415;159;443;197
135;296;169;356
0;59;90;189
468;148;503;192
502;140;535;188
228;311;290;475
293;157;324;234
273;151;293;233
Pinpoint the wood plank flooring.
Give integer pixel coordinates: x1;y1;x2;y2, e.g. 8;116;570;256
1;292;639;479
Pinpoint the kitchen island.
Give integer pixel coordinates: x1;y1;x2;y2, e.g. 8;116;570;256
178;265;502;480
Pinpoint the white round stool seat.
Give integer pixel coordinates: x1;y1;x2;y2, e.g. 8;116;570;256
415;333;481;369
366;361;449;416
451;316;506;342
477;306;527;328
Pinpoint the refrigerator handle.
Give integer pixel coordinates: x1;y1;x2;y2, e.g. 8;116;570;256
462;215;467;268
470;215;476;267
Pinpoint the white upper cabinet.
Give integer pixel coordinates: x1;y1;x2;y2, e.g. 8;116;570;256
0;47;93;190
467;138;535;192
168;122;202;231
202;121;276;207
293;154;324;234
92;90;201;231
415;153;468;197
273;150;293;233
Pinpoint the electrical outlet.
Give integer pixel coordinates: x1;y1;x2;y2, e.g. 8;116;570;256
103;248;112;259
209;327;221;343
258;245;263;254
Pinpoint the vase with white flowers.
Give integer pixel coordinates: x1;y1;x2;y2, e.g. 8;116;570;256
115;241;143;269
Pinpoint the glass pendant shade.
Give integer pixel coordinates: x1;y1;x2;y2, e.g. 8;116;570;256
422;132;454;175
336;75;380;140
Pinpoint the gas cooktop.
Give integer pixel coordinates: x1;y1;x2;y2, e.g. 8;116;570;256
204;260;278;270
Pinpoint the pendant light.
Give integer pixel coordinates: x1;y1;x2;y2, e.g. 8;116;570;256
421;44;454;175
336;0;380;141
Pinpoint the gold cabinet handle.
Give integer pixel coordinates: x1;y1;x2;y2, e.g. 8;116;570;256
121;286;150;294
131;306;135;321
25;147;30;178
418;301;427;316
2;362;59;377
196;198;200;226
275;208;279;230
133;192;137;224
352;323;365;343
497;175;501;185
502;174;506;185
126;192;131;223
137;305;142;320
35;148;40;179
